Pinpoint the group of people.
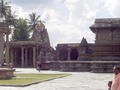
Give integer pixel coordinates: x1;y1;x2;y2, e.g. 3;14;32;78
108;66;120;90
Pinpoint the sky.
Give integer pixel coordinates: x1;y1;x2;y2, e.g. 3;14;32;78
7;0;120;47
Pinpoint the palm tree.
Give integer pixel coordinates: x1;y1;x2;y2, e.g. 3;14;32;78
0;0;10;21
28;12;41;30
5;10;17;27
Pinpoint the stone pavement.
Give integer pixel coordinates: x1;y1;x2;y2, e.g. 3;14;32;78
0;68;113;90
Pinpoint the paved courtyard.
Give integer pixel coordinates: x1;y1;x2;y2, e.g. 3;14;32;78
0;68;113;90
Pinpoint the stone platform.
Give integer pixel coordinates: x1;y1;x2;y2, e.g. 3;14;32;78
0;68;15;79
50;61;120;73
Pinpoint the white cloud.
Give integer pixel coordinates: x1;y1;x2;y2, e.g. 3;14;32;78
9;0;97;48
10;4;31;19
104;0;120;17
9;0;120;48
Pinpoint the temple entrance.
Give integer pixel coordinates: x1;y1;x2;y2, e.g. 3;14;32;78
59;49;68;60
14;48;22;67
70;49;78;60
10;47;35;67
27;48;33;67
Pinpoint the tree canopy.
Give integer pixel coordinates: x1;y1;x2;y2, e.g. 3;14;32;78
0;0;43;41
29;12;41;30
0;0;10;20
12;18;30;41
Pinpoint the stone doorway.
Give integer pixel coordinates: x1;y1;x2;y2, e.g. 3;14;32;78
70;49;78;60
59;49;68;60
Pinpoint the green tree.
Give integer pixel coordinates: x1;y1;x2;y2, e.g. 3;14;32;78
0;0;10;20
29;12;41;30
5;10;17;27
12;18;30;41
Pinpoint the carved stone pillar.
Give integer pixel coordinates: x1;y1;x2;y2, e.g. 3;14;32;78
36;46;39;57
25;48;28;67
21;47;24;67
6;33;9;64
14;48;16;66
33;47;36;67
67;48;71;60
10;48;14;65
0;33;4;66
0;23;10;66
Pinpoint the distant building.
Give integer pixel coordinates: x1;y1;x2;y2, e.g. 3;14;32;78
9;22;55;69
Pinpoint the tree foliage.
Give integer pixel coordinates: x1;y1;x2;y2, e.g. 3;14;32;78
0;0;43;41
12;18;30;41
5;10;17;27
0;0;10;20
29;12;41;30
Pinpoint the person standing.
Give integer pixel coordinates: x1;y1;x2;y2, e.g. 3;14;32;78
111;66;120;90
37;60;41;72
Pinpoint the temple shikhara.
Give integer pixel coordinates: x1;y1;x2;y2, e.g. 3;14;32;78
0;18;120;72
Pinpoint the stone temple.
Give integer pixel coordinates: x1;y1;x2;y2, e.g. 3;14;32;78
51;18;120;72
8;22;55;69
1;18;120;73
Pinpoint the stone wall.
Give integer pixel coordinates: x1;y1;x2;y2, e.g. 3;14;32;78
96;29;112;44
51;61;91;72
91;61;120;73
90;18;120;44
50;61;120;73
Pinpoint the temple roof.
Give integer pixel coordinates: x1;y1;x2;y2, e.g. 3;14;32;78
57;43;80;47
57;38;91;48
90;18;120;31
9;41;46;47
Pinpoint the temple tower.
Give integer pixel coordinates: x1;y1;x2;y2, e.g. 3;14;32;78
31;22;50;47
78;37;90;60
